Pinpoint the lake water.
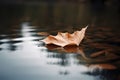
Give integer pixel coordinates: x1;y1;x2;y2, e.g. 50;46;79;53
0;2;120;80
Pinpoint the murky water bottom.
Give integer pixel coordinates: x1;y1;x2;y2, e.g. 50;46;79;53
0;3;120;80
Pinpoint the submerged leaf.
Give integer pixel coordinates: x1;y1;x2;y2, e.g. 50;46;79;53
38;32;49;36
90;50;106;58
41;26;88;47
88;64;117;70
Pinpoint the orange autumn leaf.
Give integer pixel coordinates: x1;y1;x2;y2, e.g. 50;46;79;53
41;26;88;47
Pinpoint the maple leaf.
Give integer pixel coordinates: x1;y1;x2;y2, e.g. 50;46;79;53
41;26;88;47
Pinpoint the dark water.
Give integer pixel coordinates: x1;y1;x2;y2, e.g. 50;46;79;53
0;3;120;80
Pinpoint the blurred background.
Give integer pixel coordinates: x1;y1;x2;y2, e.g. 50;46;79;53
0;0;120;80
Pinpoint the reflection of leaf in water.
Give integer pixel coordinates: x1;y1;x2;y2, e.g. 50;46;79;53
46;44;120;63
46;44;89;60
41;26;88;47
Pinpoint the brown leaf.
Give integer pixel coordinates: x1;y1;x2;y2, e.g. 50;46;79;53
41;26;88;47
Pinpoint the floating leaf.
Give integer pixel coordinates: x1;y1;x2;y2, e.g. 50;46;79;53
41;26;88;47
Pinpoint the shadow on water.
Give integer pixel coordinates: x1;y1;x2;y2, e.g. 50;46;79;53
0;2;120;80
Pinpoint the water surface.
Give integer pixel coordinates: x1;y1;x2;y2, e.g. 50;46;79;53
0;3;120;80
